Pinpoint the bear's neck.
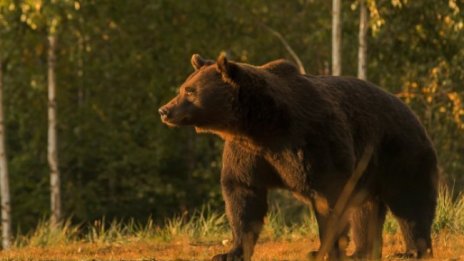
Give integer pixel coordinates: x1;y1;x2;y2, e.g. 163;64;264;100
234;85;291;141
195;118;290;149
197;80;294;145
214;113;293;150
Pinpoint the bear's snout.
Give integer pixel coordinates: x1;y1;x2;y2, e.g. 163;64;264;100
158;107;169;118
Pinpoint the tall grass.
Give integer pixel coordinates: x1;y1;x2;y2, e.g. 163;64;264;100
160;205;228;241
433;186;464;233
8;187;464;249
262;205;318;240
15;219;80;247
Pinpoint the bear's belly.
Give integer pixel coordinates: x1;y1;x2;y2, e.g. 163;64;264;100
264;149;313;194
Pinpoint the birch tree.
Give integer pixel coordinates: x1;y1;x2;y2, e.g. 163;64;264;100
332;0;342;76
48;20;61;227
358;0;368;80
16;0;65;228
0;0;15;248
0;58;12;249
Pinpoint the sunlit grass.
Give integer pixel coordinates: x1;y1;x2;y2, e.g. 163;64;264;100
3;187;464;260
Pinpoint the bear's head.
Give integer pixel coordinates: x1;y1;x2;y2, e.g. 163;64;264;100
159;54;292;140
158;54;239;135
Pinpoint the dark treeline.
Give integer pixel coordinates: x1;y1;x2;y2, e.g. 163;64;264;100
0;0;463;232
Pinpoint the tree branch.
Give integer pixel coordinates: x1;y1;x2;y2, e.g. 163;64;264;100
227;2;307;74
261;24;306;75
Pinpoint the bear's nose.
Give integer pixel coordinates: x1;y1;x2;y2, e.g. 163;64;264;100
158;107;169;118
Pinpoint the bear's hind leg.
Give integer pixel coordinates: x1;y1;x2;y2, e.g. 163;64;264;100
394;216;433;258
387;193;435;259
309;197;351;260
350;199;387;259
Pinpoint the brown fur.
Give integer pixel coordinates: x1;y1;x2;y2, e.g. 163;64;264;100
159;54;438;260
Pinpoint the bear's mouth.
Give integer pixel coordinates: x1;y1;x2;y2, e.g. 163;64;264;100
163;120;179;127
161;115;192;127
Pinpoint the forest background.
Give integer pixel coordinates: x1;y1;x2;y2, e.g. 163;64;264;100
0;0;463;244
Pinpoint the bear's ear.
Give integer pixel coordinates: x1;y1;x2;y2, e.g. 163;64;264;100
216;53;239;84
191;54;212;70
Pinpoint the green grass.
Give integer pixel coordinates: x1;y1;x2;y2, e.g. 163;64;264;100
160;205;229;241
10;187;464;249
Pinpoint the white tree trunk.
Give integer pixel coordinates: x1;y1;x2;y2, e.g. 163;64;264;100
358;0;368;80
332;0;342;76
0;60;12;249
48;33;61;227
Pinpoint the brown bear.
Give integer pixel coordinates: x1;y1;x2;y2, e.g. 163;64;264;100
159;54;438;260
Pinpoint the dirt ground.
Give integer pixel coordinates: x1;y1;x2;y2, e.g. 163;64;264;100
1;232;463;260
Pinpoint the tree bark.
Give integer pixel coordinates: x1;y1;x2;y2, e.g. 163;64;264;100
48;33;61;227
0;60;12;249
332;0;342;76
358;0;368;80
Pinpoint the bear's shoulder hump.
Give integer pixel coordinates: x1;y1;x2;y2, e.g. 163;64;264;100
261;59;300;76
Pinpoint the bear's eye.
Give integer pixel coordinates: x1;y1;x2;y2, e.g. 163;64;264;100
185;87;195;95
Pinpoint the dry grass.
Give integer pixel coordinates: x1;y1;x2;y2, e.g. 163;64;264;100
1;232;464;260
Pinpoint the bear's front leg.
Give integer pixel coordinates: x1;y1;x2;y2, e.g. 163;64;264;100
212;173;268;261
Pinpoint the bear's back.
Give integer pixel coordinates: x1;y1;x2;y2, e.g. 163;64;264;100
309;76;433;156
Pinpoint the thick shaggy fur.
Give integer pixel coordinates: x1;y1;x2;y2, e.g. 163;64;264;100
159;54;438;260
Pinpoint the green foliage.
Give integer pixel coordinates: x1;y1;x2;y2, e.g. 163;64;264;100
370;0;464;185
